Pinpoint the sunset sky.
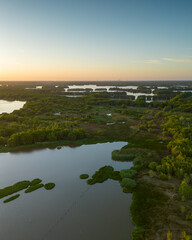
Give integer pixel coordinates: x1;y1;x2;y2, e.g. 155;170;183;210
0;0;192;81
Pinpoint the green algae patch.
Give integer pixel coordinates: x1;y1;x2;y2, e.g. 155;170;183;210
80;174;89;179
4;194;20;203
0;181;30;199
44;183;55;190
25;184;44;193
30;178;42;186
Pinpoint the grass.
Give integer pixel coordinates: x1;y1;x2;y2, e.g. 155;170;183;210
4;194;20;203
44;183;55;190
80;174;89;179
25;183;44;193
30;178;42;186
0;180;30;199
0;178;55;203
112;149;136;161
112;147;161;167
126;134;168;156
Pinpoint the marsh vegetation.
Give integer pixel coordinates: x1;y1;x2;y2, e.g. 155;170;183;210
0;81;192;239
0;178;55;203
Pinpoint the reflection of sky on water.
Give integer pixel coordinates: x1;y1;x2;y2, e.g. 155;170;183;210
0;142;133;240
0;100;26;114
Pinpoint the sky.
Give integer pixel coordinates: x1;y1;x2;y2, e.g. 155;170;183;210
0;0;192;81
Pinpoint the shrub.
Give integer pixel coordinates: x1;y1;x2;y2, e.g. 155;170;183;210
96;130;104;135
179;179;192;199
133;157;143;166
4;194;20;203
121;178;137;189
87;166;114;185
156;165;162;173
167;230;172;240
0;136;5;145
44;183;55;190
181;206;185;213
120;169;137;179
148;162;158;170
122;187;132;193
80;174;89;179
147;152;153;157
109;171;121;181
131;226;145;240
149;170;155;177
186;215;192;220
159;172;168;180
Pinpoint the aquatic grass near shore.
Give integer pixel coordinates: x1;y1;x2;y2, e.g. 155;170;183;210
4;194;20;203
44;183;55;190
80;174;89;179
0;178;56;203
25;183;44;193
0;181;30;199
30;178;42;186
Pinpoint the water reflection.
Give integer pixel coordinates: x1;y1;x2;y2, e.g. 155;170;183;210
0;100;26;114
0;142;133;240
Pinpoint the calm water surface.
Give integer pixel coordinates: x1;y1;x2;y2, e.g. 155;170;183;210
0;142;133;240
0;100;26;114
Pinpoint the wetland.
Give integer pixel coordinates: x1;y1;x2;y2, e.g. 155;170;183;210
0;81;192;239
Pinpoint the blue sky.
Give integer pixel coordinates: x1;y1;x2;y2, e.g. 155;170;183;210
0;0;192;80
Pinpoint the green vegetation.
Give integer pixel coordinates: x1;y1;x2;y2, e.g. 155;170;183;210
87;166;114;185
1;82;192;238
0;178;55;203
179;179;192;200
0;180;30;199
30;178;42;186
120;178;136;189
148;161;158;170
80;174;89;179
3;194;20;203
167;230;192;240
44;183;55;190
186;215;192;221
120;169;137;179
130;182;168;239
25;184;44;193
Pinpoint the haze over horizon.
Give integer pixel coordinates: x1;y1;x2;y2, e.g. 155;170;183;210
0;0;192;81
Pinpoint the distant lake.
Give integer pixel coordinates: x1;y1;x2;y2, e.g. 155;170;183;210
0;142;133;240
0;100;26;114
